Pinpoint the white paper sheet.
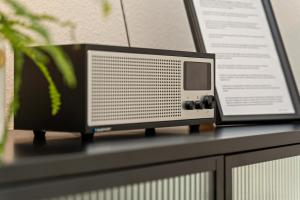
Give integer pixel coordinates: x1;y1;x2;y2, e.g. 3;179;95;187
193;0;295;116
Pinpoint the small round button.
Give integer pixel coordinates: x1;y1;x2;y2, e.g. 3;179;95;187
195;100;204;109
183;101;195;110
202;95;215;109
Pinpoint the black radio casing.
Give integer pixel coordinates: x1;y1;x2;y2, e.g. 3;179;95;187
14;44;215;138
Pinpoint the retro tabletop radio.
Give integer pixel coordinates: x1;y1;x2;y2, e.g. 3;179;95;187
15;44;215;140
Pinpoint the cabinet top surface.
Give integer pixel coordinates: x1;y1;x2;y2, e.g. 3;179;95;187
1;123;300;184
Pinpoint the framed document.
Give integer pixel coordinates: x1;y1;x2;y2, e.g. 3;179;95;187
185;0;300;124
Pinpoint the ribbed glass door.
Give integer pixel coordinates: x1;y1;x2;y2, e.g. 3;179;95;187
232;155;300;200
48;171;214;200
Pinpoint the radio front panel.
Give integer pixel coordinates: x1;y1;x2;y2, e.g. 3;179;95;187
87;50;214;127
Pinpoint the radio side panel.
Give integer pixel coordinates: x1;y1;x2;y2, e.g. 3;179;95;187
14;45;87;132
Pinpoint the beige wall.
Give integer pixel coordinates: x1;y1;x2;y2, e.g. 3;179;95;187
4;0;300;128
16;0;195;49
20;0;128;45
123;0;195;51
272;0;300;92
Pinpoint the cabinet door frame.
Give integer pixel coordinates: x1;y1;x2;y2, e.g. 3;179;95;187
0;156;224;200
225;144;300;200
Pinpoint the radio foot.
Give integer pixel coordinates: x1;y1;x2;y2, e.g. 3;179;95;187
145;128;156;137
81;132;95;143
189;125;200;134
33;130;46;139
33;130;46;146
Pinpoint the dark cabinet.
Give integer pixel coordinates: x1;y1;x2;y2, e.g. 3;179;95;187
2;125;300;200
0;157;223;200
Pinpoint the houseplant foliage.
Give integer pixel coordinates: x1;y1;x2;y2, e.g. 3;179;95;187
0;0;111;156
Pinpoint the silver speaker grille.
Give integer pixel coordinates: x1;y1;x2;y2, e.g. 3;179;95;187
89;53;182;125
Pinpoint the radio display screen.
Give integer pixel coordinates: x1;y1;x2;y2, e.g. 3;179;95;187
184;62;211;90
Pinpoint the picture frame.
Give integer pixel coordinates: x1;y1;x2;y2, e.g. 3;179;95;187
185;0;300;125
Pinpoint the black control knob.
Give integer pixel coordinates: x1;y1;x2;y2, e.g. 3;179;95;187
183;101;195;110
195;100;204;109
202;95;215;109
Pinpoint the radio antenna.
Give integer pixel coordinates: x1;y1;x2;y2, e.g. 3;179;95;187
120;0;131;47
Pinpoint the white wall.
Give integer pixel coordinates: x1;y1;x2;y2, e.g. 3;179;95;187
272;0;300;92
123;0;195;51
3;0;300;129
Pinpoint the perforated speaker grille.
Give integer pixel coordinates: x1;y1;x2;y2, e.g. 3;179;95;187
89;53;182;125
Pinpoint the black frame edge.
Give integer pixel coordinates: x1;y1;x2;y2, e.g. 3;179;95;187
184;0;207;53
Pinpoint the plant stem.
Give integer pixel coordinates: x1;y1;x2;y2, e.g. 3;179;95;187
0;99;13;160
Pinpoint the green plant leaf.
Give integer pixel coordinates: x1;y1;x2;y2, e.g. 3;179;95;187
22;47;62;116
13;49;24;114
40;46;77;88
102;0;112;16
